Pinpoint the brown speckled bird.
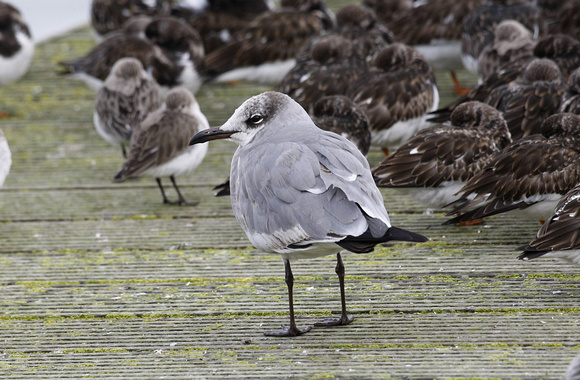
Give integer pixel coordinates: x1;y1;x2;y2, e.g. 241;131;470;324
484;58;565;140
203;0;335;84
518;183;580;264
60;16;205;93
460;1;543;74
431;34;580;124
560;67;580;115
347;43;439;153
310;95;371;157
444;113;580;225
0;1;34;86
276;34;366;113
372;101;511;209
476;20;536;82
94;57;162;157
173;0;273;54
90;0;172;40
329;3;393;62
114;88;209;205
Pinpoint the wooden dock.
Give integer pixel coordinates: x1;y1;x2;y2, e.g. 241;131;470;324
1;20;579;380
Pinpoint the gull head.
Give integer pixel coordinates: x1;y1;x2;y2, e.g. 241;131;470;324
189;91;308;147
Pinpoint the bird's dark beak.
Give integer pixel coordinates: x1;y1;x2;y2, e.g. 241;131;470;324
189;127;236;145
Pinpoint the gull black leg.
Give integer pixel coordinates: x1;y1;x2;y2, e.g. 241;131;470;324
314;252;354;327
264;259;312;337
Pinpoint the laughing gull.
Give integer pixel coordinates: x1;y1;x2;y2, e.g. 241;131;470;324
94;57;162;157
114;88;209;205
212;94;371;197
189;91;428;337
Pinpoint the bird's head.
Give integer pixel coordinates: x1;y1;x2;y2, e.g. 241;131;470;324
189;91;301;147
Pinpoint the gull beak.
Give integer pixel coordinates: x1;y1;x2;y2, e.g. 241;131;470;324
189;126;236;145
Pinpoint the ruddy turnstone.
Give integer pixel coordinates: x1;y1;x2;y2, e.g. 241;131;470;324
0;1;34;86
275;34;367;113
476;20;536;82
444;113;580;225
347;43;439;154
202;0;335;84
485;58;565;140
90;0;172;40
430;34;580;124
387;0;486;71
518;183;580;264
560;67;580;115
460;1;543;75
60;16;205;94
362;0;412;27
329;3;393;62
373;101;511;209
173;0;273;54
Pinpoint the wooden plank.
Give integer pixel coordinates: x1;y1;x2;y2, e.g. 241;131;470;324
1;12;579;380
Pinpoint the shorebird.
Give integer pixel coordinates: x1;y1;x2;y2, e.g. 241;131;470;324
484;58;566;140
202;0;335;84
189;91;428;336
173;0;273;54
114;88;209;205
373;101;511;210
476;20;536;82
444;113;580;225
347;43;439;154
60;16;205;94
94;57;162;157
461;1;543;76
275;34;367;113
0;1;34;87
90;0;172;40
518;183;580;265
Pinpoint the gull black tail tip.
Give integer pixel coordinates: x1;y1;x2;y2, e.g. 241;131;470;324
388;226;429;243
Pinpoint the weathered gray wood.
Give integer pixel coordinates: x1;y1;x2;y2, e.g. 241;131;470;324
0;17;579;380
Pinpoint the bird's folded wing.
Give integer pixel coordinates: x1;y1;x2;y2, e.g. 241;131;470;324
232;137;382;252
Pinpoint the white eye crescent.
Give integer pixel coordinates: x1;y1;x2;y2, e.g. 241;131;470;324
249;114;263;125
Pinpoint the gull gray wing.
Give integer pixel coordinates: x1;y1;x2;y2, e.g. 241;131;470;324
230;133;389;253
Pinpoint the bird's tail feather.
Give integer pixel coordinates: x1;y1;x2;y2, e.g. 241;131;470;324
336;226;428;253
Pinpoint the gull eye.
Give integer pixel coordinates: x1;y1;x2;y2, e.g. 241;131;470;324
248;114;263;125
